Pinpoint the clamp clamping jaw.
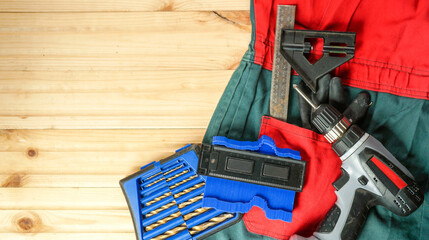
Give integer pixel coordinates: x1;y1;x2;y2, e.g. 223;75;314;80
281;29;356;92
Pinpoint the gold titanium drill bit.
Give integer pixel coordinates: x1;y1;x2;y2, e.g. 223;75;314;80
173;182;205;198
178;194;204;209
169;175;199;190
189;213;234;235
183;207;211;220
166;170;189;182
150;223;188;240
145;212;182;231
145;192;171;206
145;171;162;181
145;170;196;206
145;177;165;188
163;165;184;176
145;200;176;218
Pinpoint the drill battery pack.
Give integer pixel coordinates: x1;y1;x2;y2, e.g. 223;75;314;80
120;144;241;240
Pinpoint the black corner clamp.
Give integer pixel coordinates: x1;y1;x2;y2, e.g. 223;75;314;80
280;29;356;92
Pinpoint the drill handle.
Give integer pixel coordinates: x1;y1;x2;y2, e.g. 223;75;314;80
314;188;376;240
338;189;374;239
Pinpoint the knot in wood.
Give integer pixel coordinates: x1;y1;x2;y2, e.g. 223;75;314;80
2;173;25;187
159;0;174;11
14;211;43;233
26;148;38;158
17;217;34;231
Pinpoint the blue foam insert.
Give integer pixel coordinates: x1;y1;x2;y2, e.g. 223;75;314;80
202;135;301;222
212;135;301;159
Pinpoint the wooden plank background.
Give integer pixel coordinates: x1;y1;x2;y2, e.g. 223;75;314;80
0;1;251;239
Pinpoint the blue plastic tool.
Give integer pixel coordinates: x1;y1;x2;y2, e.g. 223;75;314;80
202;135;301;222
120;145;241;240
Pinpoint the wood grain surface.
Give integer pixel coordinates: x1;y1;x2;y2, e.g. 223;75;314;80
0;1;251;239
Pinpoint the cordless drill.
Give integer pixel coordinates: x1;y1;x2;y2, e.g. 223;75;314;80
290;84;424;240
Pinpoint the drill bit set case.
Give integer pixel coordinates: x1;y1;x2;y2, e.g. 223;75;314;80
120;144;242;240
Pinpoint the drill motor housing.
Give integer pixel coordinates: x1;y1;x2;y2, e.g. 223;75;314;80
313;121;424;240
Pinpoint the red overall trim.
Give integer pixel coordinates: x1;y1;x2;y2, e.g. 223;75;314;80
251;0;429;100
370;157;407;189
243;116;342;239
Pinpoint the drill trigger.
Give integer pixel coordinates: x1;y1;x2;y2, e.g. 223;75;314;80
333;168;350;191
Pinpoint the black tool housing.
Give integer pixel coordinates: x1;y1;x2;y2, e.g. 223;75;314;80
281;29;356;92
197;144;306;192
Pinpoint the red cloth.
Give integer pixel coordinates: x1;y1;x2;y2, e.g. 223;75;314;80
243;116;342;239
252;0;429;100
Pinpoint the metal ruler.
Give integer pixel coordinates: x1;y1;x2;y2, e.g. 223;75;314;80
269;5;296;121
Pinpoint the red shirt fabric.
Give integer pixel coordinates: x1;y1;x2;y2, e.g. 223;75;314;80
252;0;429;100
243;116;342;239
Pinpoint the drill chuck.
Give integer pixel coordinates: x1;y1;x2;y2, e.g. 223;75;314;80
293;84;351;143
312;105;351;143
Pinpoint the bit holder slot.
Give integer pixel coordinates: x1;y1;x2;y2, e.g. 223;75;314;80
185;209;224;228
142;206;180;227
